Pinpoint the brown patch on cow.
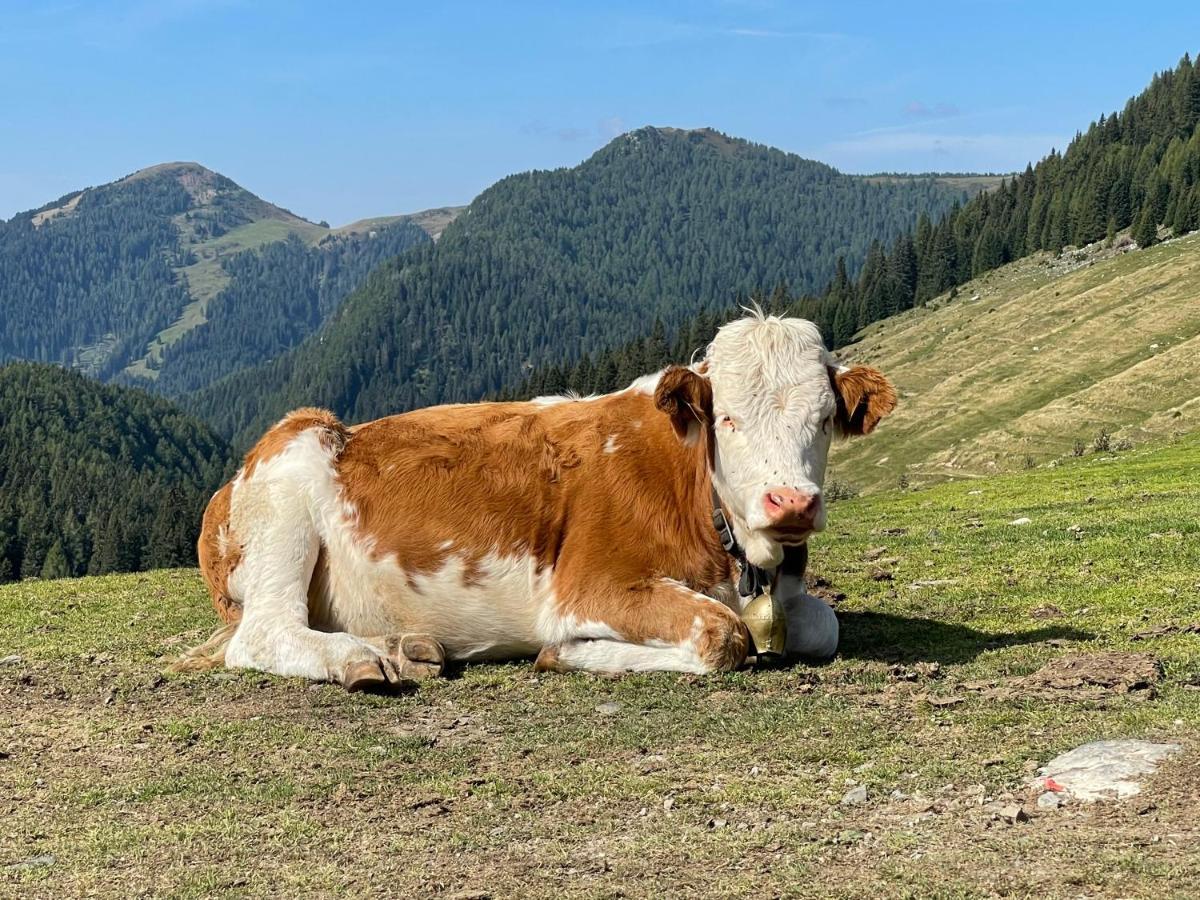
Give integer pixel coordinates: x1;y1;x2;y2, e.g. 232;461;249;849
831;366;897;436
241;407;349;481
196;481;242;624
332;388;738;662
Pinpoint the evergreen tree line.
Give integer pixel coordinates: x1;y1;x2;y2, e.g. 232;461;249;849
0;363;230;583
188;127;972;449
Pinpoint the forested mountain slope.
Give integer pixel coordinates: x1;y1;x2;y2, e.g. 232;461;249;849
190;127;973;446
0;363;230;582
0;162;432;392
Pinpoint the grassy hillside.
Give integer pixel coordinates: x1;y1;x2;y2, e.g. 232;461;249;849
3;437;1197;897
829;230;1200;493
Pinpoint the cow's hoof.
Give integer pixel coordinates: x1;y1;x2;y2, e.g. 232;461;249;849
369;633;446;680
398;634;445;679
341;656;409;693
533;644;568;673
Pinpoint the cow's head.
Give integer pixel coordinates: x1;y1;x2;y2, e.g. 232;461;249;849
654;312;896;568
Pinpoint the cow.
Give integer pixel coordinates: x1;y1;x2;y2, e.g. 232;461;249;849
176;312;896;690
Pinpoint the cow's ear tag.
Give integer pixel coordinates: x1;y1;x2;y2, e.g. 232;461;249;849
741;585;786;660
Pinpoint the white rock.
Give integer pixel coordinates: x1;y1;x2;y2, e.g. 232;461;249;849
1036;739;1182;801
1010;517;1032;526
841;785;868;806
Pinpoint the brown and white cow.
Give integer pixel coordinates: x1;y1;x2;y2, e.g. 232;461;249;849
178;313;896;689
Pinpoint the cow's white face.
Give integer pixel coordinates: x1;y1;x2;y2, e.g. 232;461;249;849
654;313;897;569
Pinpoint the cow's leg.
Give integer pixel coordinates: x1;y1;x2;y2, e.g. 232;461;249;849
224;451;412;692
536;579;749;675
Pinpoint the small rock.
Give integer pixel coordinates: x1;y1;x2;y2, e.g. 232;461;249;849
6;854;55;869
841;785;868;806
0;655;22;666
663;796;675;811
863;546;888;561
707;818;728;829
997;804;1028;823
1036;792;1064;810
595;702;622;716
1010;517;1032;526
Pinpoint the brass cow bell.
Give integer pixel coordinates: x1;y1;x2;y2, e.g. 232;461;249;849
740;587;787;660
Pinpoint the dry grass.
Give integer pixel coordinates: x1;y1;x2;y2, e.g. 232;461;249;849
830;231;1200;494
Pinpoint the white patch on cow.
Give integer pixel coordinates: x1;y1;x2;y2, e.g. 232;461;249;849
603;434;620;454
530;394;571;407
553;637;707;674
531;391;602;407
224;429;387;682
626;370;664;395
631;419;642;429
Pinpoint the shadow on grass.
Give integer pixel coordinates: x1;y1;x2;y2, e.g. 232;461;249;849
836;611;1094;666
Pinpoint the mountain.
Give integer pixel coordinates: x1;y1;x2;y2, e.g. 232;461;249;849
0;162;438;392
188;127;977;445
0;362;230;582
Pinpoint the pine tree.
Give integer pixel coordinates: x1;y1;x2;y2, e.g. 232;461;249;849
40;540;70;580
1133;208;1158;247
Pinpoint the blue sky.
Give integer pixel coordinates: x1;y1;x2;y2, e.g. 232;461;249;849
2;1;1197;225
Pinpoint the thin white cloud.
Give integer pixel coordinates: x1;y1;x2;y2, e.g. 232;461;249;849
904;100;961;119
822;129;1066;170
723;27;849;40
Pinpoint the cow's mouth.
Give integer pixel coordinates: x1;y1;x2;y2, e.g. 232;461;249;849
767;525;813;544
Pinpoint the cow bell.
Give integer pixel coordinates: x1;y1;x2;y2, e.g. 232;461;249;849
740;587;787;660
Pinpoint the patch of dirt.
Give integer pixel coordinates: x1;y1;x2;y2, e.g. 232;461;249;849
963;652;1161;702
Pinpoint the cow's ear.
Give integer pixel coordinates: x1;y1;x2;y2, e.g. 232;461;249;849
830;365;897;436
654;366;714;442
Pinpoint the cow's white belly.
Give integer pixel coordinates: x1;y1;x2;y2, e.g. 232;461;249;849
308;543;553;661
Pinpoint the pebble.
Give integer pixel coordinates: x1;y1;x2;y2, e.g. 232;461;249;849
594;702;622;716
0;655;22;665
841;785;868;806
1037;792;1064;810
1010;517;1032;526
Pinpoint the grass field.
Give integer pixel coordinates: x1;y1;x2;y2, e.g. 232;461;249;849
830;230;1200;494
3;436;1198;898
